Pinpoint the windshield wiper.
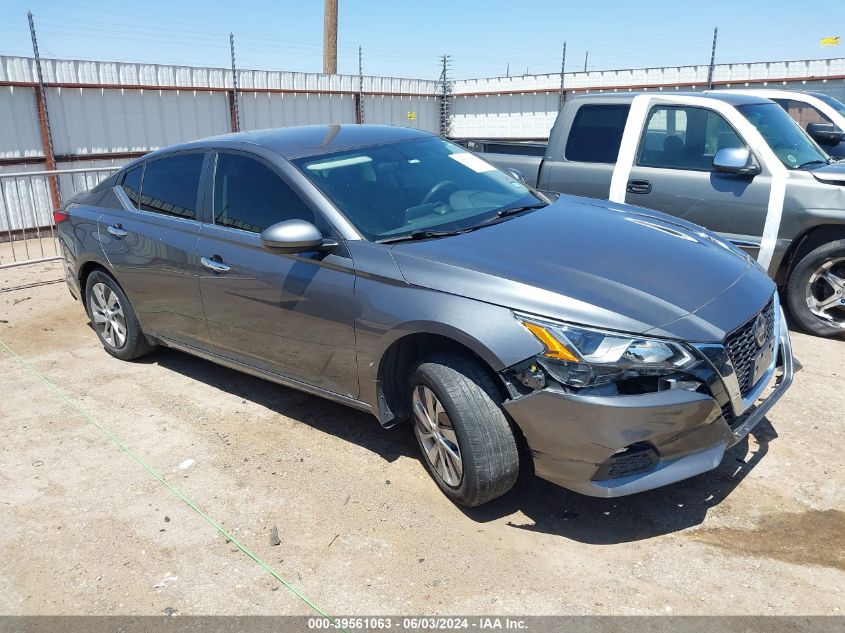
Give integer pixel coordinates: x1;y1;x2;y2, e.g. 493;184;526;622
378;204;548;244
378;229;469;244
496;203;548;218
794;159;828;169
468;203;548;229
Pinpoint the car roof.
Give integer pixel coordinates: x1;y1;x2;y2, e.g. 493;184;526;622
135;124;434;165
569;91;772;106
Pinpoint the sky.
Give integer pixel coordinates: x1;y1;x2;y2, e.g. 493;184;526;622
0;0;843;80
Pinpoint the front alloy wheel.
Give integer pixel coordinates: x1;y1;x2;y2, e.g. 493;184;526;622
412;385;463;487
408;354;519;507
787;239;845;337
805;257;845;329
89;282;128;348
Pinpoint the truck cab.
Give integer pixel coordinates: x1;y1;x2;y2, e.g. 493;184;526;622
472;92;845;338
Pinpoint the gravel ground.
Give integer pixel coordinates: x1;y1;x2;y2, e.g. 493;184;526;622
0;259;842;616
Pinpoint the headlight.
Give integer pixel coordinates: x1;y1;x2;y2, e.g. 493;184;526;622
515;312;696;387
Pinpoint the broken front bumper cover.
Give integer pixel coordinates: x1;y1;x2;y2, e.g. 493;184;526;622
503;307;796;498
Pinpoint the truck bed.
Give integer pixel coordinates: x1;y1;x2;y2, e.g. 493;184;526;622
456;139;547;187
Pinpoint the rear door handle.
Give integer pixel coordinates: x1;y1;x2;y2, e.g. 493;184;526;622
200;256;231;273
107;224;128;238
626;179;652;194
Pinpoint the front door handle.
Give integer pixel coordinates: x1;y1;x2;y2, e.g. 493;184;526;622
626;179;653;194
107;224;128;238
200;256;231;273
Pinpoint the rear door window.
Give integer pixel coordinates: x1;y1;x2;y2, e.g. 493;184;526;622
213;153;314;233
564;104;631;163
139;153;204;220
121;165;143;209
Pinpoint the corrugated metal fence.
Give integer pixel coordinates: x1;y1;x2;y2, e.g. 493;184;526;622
452;57;845;139
3;54;845;247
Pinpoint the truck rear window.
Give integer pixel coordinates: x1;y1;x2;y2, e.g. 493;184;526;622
564;104;630;163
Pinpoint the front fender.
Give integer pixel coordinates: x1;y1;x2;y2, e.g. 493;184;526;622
354;276;543;410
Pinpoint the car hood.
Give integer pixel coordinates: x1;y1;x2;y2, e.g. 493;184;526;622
390;196;774;341
811;162;845;184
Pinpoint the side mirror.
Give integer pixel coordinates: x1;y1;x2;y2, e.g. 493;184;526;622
504;167;526;184
712;147;760;176
260;219;338;254
806;122;845;145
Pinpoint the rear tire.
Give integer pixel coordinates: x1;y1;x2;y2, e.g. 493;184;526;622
85;270;156;360
786;240;845;338
409;353;519;507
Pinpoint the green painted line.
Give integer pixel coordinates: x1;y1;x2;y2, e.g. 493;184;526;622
0;337;341;624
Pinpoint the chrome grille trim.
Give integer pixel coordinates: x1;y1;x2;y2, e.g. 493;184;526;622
693;292;781;418
724;296;776;397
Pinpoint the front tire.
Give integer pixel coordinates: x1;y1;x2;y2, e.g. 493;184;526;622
409;353;519;507
85;270;156;360
786;240;845;337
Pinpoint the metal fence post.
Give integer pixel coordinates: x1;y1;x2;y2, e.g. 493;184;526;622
28;12;61;212
438;55;453;138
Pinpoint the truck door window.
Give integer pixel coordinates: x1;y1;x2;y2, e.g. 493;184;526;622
637;106;745;171
772;99;832;129
564;104;631;163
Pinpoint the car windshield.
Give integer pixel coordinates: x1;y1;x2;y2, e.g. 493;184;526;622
814;93;845;118
292;136;546;241
737;102;829;169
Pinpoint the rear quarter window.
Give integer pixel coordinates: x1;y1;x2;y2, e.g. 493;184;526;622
564;104;631;163
121;165;143;208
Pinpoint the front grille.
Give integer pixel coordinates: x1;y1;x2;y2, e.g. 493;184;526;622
724;296;775;397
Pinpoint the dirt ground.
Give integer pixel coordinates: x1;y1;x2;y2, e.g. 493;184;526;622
0;257;842;617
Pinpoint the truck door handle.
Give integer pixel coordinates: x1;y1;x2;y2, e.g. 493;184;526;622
107;224;128;238
200;256;230;273
626;179;652;194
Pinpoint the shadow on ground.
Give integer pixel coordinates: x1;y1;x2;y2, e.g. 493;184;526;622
151;347;419;464
148;345;777;545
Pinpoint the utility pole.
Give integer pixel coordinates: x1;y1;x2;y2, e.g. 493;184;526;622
229;32;240;132
323;0;338;74
583;50;589;72
707;27;719;90
438;54;453;138
28;11;60;212
356;45;365;124
558;41;567;109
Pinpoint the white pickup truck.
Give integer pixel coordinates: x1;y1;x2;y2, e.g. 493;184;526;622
715;89;845;159
465;91;845;337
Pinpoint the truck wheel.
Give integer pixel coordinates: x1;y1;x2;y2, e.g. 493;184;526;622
409;353;519;507
85;270;157;360
786;239;845;337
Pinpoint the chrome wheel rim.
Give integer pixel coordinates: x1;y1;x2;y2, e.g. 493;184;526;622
805;257;845;329
412;385;463;488
90;282;128;348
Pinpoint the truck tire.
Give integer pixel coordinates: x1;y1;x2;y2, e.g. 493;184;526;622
409;353;519;507
786;239;845;337
85;270;157;360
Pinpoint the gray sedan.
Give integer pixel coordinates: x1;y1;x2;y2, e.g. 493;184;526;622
57;125;795;506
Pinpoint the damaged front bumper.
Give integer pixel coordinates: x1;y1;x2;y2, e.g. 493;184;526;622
503;304;796;498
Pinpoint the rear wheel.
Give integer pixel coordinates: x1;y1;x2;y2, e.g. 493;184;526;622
409;353;519;507
85;271;156;360
787;240;845;337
